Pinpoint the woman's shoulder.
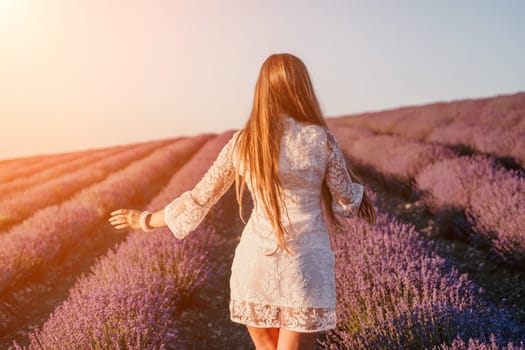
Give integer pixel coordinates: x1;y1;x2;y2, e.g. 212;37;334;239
285;115;327;135
284;119;327;149
304;123;327;140
301;122;329;143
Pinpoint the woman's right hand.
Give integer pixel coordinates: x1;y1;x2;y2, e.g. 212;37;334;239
108;208;142;232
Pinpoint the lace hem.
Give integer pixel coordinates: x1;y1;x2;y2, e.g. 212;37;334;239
229;300;336;332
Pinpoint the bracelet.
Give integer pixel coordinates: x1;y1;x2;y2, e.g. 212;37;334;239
139;211;154;232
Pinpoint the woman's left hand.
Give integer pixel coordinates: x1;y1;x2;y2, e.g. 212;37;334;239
108;209;142;232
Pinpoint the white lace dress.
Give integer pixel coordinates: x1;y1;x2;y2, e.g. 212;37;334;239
164;115;364;332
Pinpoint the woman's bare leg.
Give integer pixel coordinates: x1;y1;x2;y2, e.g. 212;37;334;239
276;329;318;350
246;326;280;350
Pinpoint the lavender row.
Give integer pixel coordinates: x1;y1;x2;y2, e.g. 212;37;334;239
0;135;210;295
0;138;169;183
0;146;110;169
15;131;237;349
348;134;455;185
16;229;217;350
340;92;525;139
415;155;525;267
327;125;456;196
0;155;45;173
330;124;525;268
0;139;172;231
0;142;131;198
321;204;523;349
426;122;525;168
0;151;86;183
0;143;132;184
330;92;525;168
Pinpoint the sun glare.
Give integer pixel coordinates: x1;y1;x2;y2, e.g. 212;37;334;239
0;0;25;30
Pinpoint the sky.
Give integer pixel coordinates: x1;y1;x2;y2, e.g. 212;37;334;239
1;0;524;160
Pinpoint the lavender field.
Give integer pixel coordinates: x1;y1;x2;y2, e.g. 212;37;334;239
1;92;524;349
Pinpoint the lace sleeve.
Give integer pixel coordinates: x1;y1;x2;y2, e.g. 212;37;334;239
164;131;239;239
325;129;364;218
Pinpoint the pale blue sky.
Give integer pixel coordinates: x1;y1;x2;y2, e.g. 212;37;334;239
1;0;524;160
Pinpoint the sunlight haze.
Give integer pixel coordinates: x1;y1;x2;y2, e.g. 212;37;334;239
1;0;524;160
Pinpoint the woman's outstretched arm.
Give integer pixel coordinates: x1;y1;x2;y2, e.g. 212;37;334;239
163;132;239;238
109;131;239;236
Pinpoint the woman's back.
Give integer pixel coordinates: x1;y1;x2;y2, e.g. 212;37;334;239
238;114;327;211
233;114;363;254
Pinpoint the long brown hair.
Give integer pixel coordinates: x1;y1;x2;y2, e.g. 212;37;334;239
233;53;376;255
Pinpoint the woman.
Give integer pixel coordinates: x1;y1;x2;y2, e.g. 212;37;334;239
109;53;376;350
